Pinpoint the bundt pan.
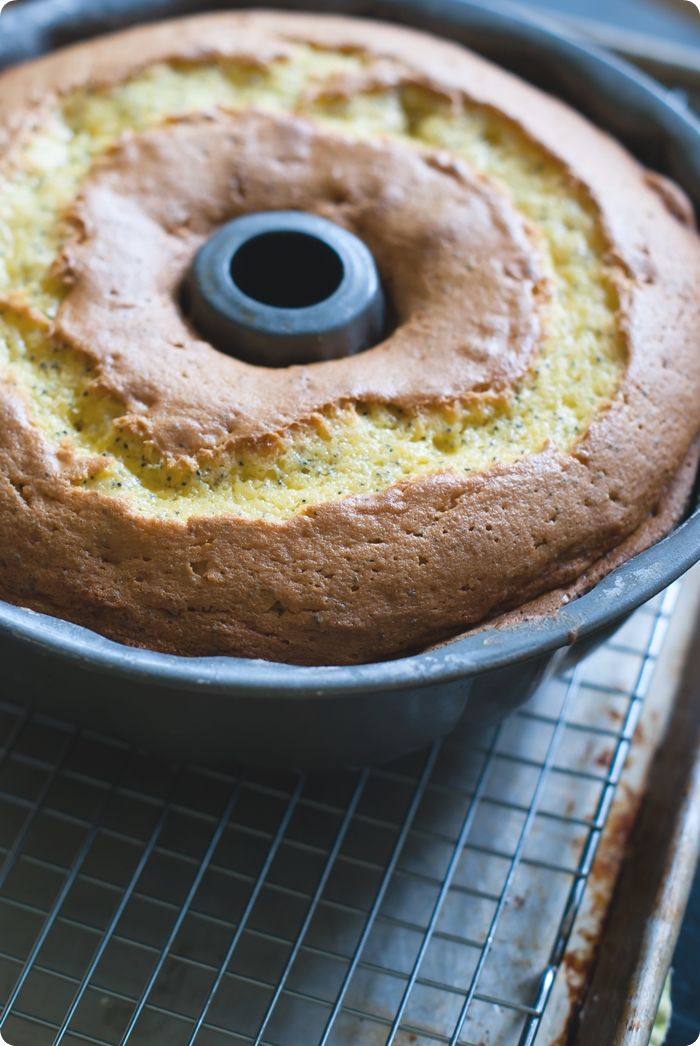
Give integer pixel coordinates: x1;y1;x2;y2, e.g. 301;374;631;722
0;0;699;768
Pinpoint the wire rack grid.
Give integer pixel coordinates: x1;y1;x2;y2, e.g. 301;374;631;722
0;586;678;1046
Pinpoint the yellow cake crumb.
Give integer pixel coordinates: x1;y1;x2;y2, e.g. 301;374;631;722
0;47;625;522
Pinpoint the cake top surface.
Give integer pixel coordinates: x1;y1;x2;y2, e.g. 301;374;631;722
0;11;698;664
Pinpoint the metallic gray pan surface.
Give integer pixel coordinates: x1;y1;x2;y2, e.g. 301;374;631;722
0;0;698;766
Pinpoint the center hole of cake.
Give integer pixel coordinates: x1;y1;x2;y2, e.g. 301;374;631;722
230;230;345;309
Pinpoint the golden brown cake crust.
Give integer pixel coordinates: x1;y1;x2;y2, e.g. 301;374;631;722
0;11;699;665
57;108;545;453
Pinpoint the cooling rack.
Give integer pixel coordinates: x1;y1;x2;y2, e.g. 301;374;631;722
1;3;700;1043
0;586;683;1046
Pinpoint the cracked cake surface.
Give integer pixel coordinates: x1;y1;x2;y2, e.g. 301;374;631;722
0;10;699;665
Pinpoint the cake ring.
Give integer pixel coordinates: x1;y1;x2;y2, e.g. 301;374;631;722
0;11;698;665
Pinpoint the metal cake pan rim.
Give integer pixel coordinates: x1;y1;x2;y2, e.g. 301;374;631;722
0;0;698;695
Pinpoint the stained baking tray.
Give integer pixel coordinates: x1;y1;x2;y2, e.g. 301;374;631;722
1;3;700;1044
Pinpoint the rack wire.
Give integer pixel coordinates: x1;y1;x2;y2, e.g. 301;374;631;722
0;586;678;1045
